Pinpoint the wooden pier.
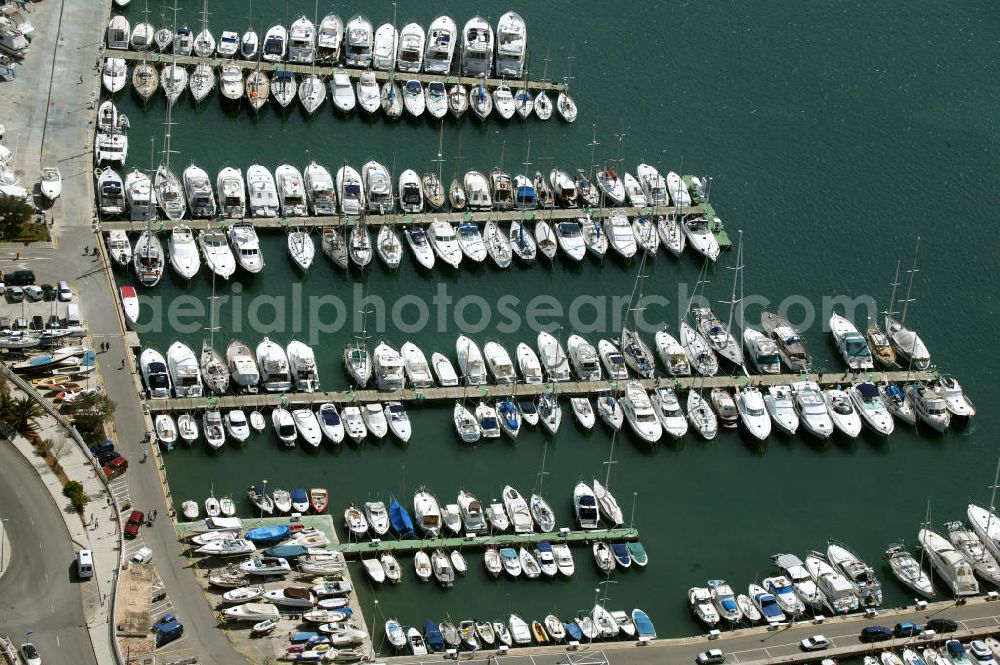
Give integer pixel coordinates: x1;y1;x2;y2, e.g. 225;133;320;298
97;204;732;249
333;527;638;557
109;49;567;92
142;370;931;414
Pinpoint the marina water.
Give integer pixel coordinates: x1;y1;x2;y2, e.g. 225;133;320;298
112;0;999;642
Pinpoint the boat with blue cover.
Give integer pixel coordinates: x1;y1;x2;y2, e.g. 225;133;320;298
244;524;291;545
497;398;520;437
631;609;656;639
389;494;414;537
611;542;632;568
563;621;582;641
290;488;309;513
262;544;308;559
626;541;648;567
422;619;445;652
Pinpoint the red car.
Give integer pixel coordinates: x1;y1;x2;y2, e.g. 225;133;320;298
124;510;144;539
102;456;128;479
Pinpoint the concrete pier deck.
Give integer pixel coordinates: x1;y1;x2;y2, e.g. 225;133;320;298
334;527;638;556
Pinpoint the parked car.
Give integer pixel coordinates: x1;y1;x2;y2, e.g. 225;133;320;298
103;455;128;479
7;286;23;302
19;643;41;665
926;618;958;633
800;635;830;651
894;622;922;638
153;614;184;647
57;280;72;301
90;440;115;456
859;625;894;643
696;649;726;664
23;285;42;301
124;510;145;539
40;283;56;301
4;269;35;285
131;547;153;564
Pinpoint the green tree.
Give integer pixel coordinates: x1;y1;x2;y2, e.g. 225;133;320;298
62;480;89;512
64;394;116;445
0;195;33;240
5;396;44;435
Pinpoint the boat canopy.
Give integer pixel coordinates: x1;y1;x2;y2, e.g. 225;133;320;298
423;619;445;651
857;382;879;399
388;494;414;536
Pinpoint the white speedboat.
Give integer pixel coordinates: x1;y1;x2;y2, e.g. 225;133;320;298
224;410;250;442
103;57;127;94
456;336;487;386
824;388;862;437
256;337;291;392
371;22;396;70
764;385;799;435
573;482;600;529
262;23;287;62
402;79;425;117
597;340;628;380
567;335;602;381
316;403;344;445
167;224;201;280
605;211;637;258
683;217;720;261
384;402;411;442
361;403;388;439
464;170;492;209
216;167;246;219
305;162;337;215
39;166;61;201
246;165;278;218
167;341;202;398
537;331;571;381
155;414;177;447
502;485;533;533
908;383;950;432
396;169;422;214
239;26;258;59
400;225;434;270
919;528;979;597
428;353;458;389
804;553;858;615
792;381;834;439
554;220;587;261
342;407;367;443
848;382;895;435
456;222;487;262
689;587;720;626
330;73;356;113
763;575;805;617
400;342;434;388
596;392;623;431
650;386;688;439
228;221;264;273
182;164;216;218
880;382;917;425
216;30;238;56
355;70;380;114
736;387;771;441
830;312;874;370
935;378;975;419
202;410;225;448
337;164;365;215
621;380;662;443
177;413;198;443
373;342;405;391
514;344;542;385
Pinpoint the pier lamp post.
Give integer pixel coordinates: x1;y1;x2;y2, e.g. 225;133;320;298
0;516;8;574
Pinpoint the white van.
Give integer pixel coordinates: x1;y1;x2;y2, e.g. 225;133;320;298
66;303;81;327
77;548;93;579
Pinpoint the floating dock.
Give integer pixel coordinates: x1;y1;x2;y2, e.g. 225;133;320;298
143;370;931;414
109;49;567;92
334;527;638;557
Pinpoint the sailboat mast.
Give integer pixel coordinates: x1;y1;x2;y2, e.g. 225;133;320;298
884;258;902;327
984;456;1000;543
724;230;744;336
899;236;921;325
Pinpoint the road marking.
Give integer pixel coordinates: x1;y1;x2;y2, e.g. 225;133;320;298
56;635;60;647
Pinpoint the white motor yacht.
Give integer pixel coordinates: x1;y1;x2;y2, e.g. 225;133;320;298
596;392;623;431
107;229;133;268
337;164;365;215
403;225;435;270
123;169;153;222
255;337;292;392
764;385;799;435
605;211;637;258
935;378;975;419
373;342;405;391
228;221;264;273
140;348;172;399
182;164;216;219
427;220;462;268
494;11;526;78
554;220;587;261
457;222;487;262
597;169;626;206
342;406;367;443
736;387;771;441
275;164;307;217
398;169;422;214
246;165;279;218
167;224;201;280
432;353;459;387
537;331;571;382
304;162;337;215
217;31;238;57
216;167;246;219
773;553;827;612
461;16;493;76
502;486;533;533
570;397;595;429
397;22;425;72
271;408;297;446
167;341;203;398
224;410;250;442
567;335;601;381
483;341;517;384
355;71;380;115
226;341;260;393
763;575;805;617
456;335;488;385
287;16;316;63
361;403;388;439
804;553;858;615
371;22;396;70
908;383;951;432
573;482;600;529
197;229;236;280
830;312;874;370
848;382;895;435
621;380;662;443
414;489;443;537
330;73;356;113
792;381;834;439
425;81;448;118
650;387;688;439
424;15;457;73
824;388;863;437
287;340;319;392
597;339;629;380
317;403;345;444
743;329;782;374
262;24;287;62
654;330;691;376
683;216;720;262
316;14;343;63
919;528;979;597
689;587;720;626
400;342;434;388
464;170;492;210
385;402;412;442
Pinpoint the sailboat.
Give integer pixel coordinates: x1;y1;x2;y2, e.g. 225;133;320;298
886;237;931;370
134;140;164;287
200;277;228;394
693;231;746;367
343;304;372;386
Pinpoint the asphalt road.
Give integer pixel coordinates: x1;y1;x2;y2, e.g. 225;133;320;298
0;442;97;665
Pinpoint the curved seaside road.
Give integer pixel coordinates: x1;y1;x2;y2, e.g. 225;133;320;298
0;442;97;665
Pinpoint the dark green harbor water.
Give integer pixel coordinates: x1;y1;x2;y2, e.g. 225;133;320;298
111;0;999;645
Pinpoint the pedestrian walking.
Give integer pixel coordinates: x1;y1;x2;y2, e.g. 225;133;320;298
83;245;89;254
120;358;126;369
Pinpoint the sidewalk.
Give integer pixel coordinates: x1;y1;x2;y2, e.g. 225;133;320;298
0;518;9;578
4;387;119;665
